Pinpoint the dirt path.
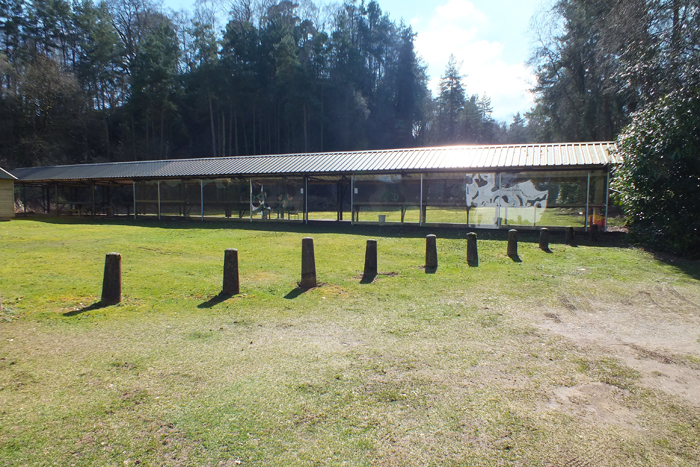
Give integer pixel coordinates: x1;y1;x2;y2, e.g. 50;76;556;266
539;283;700;407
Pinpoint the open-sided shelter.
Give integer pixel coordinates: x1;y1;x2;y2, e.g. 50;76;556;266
10;142;619;230
0;167;17;220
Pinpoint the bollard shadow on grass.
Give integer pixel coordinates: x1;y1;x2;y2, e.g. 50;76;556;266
284;285;312;299
198;292;232;309
467;259;478;267
63;301;112;316
424;266;437;274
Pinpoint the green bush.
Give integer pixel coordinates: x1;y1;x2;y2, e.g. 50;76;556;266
612;89;700;258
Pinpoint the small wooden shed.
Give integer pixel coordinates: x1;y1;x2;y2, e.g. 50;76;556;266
0;167;16;220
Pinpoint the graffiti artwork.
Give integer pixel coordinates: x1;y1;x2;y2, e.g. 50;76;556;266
465;173;549;224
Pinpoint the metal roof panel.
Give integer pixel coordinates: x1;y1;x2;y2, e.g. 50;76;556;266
11;142;619;182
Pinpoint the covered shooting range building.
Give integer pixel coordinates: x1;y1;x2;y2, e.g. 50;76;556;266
9;142;619;231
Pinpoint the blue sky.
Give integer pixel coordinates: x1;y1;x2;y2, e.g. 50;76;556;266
162;0;545;122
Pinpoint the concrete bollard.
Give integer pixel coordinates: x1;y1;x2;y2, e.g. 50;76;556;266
507;229;518;257
425;234;438;270
300;237;317;289
467;232;478;267
222;248;240;295
565;226;575;245
101;252;122;304
539;228;550;251
590;223;599;241
363;239;378;278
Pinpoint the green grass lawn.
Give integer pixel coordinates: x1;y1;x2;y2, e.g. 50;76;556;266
1;218;699;466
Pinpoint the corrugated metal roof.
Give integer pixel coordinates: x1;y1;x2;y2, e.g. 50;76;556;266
11;142;619;182
0;167;17;180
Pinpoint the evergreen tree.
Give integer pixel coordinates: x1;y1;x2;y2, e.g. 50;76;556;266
435;55;465;143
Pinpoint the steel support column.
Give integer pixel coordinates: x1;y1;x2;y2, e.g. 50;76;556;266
420;174;424;226
350;175;354;225
585;172;591;232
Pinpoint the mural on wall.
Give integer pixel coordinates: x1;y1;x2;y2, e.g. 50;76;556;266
465;173;549;224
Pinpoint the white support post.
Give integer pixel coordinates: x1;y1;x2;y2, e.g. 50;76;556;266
585;172;591;232
604;171;610;232
420;173;424;226
465;176;468;226
157;181;161;220
133;181;136;220
249;179;253;223
200;179;204;221
497;173;502;228
304;176;308;225
533;205;537;227
350;175;354;225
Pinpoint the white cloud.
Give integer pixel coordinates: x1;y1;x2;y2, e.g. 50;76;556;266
434;0;488;27
414;0;535;122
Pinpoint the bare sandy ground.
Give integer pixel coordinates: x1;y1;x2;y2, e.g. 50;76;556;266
540;283;700;408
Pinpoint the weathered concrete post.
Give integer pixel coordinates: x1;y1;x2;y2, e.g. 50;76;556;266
467;232;478;267
425;234;438;270
363;239;377;278
101;253;122;304
539;228;550;251
565;226;575;245
300;237;317;289
222;248;240;295
590;223;599;241
507;229;518;257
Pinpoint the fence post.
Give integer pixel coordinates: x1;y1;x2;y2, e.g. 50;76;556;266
590;223;599;241
539;228;550;251
363;239;377;279
507;229;518;257
425;234;438;270
223;249;240;295
565;226;575;245
467;232;478;267
101;253;122;304
300;237;317;288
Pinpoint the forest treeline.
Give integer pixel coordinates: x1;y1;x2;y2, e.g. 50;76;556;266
0;0;508;168
1;0;698;169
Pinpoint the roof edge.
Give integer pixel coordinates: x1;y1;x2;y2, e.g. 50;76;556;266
0;166;17;180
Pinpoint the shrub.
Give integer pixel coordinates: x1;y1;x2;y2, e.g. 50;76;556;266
612;89;700;258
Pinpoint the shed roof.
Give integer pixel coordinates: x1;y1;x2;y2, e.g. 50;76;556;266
11;142;619;182
0;167;17;180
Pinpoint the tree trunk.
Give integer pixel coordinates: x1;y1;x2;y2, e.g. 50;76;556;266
221;111;225;157
160;108;165;159
229;102;233;157
105;117;110;161
303;101;308;153
320;84;324;152
234;107;239;156
132;116;137;160
145;107;149;160
242;108;249;155
208;91;217;157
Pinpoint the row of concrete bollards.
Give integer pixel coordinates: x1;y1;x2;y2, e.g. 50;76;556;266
99;226;588;304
